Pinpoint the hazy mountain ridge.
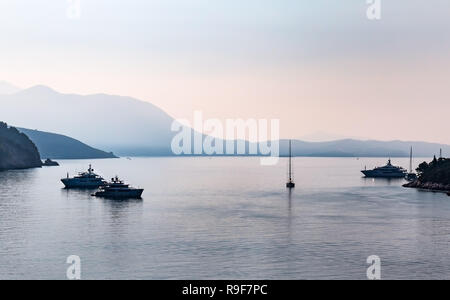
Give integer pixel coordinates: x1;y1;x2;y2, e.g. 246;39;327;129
1;85;449;158
278;139;449;157
191;139;448;157
0;85;175;155
0;122;42;171
0;81;21;95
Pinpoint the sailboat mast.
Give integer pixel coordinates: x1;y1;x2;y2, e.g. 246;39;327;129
286;139;295;188
410;147;413;173
289;140;292;181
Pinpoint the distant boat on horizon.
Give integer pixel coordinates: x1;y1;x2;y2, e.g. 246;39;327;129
42;158;59;167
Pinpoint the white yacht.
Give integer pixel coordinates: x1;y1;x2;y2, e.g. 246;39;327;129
61;165;106;188
361;159;407;178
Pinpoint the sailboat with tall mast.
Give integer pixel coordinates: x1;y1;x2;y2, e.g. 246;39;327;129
406;146;418;181
286;140;295;188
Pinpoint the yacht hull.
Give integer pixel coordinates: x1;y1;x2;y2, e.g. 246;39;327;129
94;189;144;199
61;178;105;188
361;170;406;178
286;182;295;188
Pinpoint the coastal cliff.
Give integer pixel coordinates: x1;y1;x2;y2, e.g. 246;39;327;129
404;157;450;192
0;122;42;171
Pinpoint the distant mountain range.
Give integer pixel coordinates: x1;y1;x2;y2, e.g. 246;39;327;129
277;139;449;158
1;83;448;158
298;131;368;143
18;128;117;160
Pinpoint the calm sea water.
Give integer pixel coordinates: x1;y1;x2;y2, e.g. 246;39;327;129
0;157;449;280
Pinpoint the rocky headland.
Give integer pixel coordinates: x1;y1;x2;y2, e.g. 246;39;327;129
404;156;450;194
0;122;42;171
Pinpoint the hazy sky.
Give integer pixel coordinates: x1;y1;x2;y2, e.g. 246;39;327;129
1;0;450;143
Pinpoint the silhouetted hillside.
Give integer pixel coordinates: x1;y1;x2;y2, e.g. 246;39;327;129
404;157;450;191
19;128;117;160
417;157;450;185
0;122;42;171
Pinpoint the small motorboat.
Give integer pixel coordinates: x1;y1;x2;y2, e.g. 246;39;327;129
42;158;59;166
406;173;418;182
93;176;143;199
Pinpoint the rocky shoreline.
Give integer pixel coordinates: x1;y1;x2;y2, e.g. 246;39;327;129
404;156;450;196
403;180;450;194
